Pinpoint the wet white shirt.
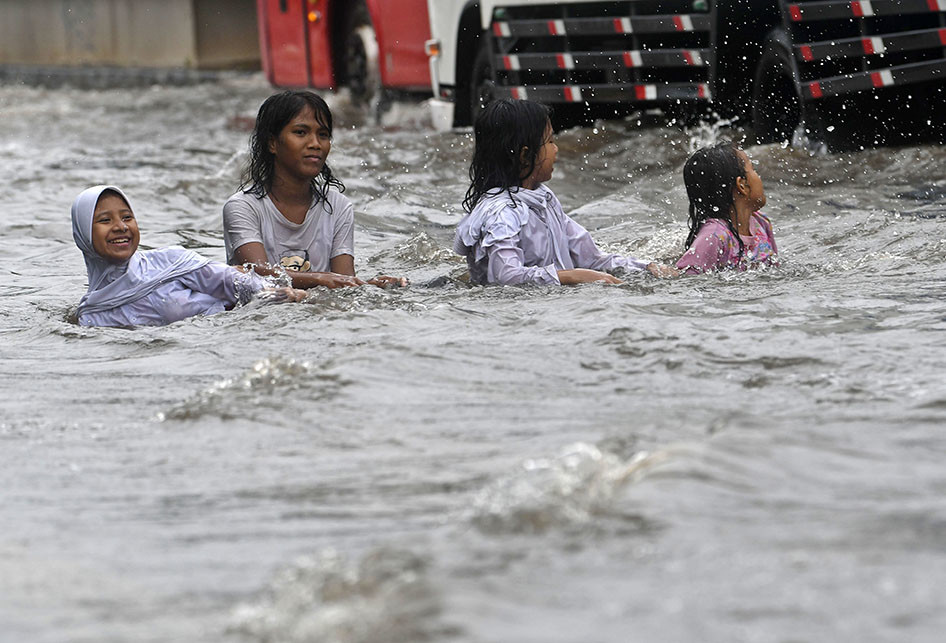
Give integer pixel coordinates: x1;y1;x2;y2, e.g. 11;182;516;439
222;189;354;271
455;185;649;285
78;263;266;327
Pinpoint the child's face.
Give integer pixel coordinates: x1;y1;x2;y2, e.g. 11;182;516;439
269;105;332;182
91;193;139;264
521;122;558;189
737;150;766;210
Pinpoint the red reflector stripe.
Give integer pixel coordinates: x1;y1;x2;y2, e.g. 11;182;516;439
862;38;875;54
871;72;884;87
673;16;684;31
852;2;864;17
623;52;634;67
809;82;823;98
556;54;566;69
547;20;557;35
790;5;802;21
493;23;502;37
698;85;706;98
801;46;813;61
503;56;512;70
939;28;946;45
635;86;647;100
683;51;694;65
928;0;938;10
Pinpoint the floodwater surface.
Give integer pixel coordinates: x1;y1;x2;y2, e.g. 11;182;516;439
2;76;946;643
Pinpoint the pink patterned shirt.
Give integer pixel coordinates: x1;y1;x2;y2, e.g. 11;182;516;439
676;212;778;274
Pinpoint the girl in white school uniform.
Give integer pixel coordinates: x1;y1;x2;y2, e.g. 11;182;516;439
454;98;675;285
72;185;304;327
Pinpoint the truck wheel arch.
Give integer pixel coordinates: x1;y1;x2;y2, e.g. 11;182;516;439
329;0;383;92
751;28;806;145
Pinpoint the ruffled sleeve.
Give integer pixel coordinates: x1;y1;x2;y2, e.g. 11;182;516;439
177;263;267;306
454;195;531;263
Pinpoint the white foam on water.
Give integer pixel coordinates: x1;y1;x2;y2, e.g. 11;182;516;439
157;357;322;422
470;442;669;534
229;548;442;643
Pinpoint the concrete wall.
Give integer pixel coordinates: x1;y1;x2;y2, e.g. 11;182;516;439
0;0;260;69
194;0;260;69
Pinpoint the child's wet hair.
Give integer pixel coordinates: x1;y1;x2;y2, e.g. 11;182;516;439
241;90;344;206
682;141;747;255
463;98;551;212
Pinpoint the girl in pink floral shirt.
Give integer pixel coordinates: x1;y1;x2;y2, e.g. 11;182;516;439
676;142;778;274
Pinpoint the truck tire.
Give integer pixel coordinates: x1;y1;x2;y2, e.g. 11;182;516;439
751;29;803;145
343;1;380;104
469;40;495;124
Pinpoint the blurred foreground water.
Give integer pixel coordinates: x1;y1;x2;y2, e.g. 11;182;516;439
2;74;946;643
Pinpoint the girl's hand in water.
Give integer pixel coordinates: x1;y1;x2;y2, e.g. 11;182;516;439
308;272;366;288
261;287;309;303
558;269;623;285
646;262;680;278
367;275;409;288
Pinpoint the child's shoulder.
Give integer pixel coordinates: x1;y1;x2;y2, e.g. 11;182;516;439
225;189;264;210
322;187;352;210
142;245;205;262
457;190;532;249
751;211;775;236
696;218;735;242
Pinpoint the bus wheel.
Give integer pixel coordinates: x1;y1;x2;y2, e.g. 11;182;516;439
344;2;380;104
751;29;803;145
469;41;495;124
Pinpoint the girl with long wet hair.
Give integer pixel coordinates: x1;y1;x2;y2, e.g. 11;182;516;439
223;90;404;289
455;98;672;286
676;141;778;274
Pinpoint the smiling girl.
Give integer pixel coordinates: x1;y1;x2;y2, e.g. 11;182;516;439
73;185;304;327
223;90;403;289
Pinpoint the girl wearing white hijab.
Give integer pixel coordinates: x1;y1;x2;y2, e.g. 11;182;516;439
72;185;304;327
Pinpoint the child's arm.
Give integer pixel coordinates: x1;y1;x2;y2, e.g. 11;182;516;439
486;237;621;285
557;269;623;285
485;236;560;284
561;215;676;277
562;216;648;271
178;262;270;304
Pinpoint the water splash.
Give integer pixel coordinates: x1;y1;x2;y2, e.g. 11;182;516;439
470;442;668;534
683;115;743;153
229;548;443;643
157;357;341;421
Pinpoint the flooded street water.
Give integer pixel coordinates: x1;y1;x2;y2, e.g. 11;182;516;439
2;75;946;643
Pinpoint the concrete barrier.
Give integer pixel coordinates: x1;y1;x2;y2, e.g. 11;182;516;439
0;0;260;70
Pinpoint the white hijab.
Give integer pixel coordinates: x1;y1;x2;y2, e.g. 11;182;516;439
72;185;209;317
